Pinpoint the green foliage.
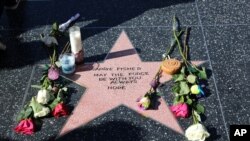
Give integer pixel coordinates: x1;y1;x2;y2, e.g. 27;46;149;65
179;81;190;95
173;96;179;105
187;66;198;73
173;74;185;82
187;74;197;84
49;97;61;110
198;67;207;80
179;96;184;103
186;98;192;105
180;66;186;74
171;83;180;94
195;103;205;114
16;106;33;122
193;110;201;122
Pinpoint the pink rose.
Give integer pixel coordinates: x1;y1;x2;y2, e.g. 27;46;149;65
170;103;189;118
14;119;35;135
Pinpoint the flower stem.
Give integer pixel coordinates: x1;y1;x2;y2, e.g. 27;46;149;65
192;109;197;124
173;30;188;67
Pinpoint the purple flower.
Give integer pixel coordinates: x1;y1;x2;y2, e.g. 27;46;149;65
48;66;59;80
150;79;160;89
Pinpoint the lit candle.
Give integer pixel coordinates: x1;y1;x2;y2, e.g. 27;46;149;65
69;26;84;63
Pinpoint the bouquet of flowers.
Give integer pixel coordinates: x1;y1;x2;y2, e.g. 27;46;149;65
137;17;210;141
14;23;69;135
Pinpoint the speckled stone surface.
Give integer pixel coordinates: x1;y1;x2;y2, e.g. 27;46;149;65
51;0;199;28
10;65;85;141
196;0;250;25
203;25;250;135
0;0;250;141
0;66;33;140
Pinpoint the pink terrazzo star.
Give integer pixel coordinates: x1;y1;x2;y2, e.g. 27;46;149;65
60;31;204;136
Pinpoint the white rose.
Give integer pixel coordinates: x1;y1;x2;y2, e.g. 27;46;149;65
185;123;210;141
34;107;50;118
36;89;51;104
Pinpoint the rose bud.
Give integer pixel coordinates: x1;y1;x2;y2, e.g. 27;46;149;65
170;103;189;118
48;66;60;81
52;103;69;118
14;119;35;135
137;96;151;110
150;79;160;89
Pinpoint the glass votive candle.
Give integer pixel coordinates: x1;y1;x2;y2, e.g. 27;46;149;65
69;26;84;63
59;53;75;74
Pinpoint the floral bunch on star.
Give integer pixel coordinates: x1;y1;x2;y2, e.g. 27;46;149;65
137;17;210;141
14;23;69;135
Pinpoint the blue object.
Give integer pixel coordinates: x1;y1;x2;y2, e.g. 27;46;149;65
60;53;75;74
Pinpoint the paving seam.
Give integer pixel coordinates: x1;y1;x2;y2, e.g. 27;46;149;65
195;0;230;140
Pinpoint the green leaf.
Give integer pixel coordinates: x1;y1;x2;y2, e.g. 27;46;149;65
196;103;205;114
179;81;190;95
49;91;56;102
193;110;201;122
173;96;180;105
187;66;198;73
29;97;43;113
173;74;185;82
171;83;180;94
52;22;59;31
187;74;197;84
40;75;47;83
16;109;25;121
179;96;184;103
156;92;163;96
186;98;192;105
198;67;207;80
31;85;42;89
23;107;33;119
62;87;68;92
16;106;33;121
49;97;61;110
180;66;186;74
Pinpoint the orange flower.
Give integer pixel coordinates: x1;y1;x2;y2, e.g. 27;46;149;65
161;59;181;75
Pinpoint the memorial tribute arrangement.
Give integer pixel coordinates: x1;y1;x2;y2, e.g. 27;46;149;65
13;15;210;141
137;17;210;141
13;22;71;135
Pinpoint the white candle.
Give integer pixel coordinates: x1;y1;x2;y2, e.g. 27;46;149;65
69;26;82;54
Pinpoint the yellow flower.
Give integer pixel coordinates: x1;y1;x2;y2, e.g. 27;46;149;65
191;85;200;95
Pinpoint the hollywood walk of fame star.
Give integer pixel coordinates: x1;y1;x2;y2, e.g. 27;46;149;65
60;31;204;136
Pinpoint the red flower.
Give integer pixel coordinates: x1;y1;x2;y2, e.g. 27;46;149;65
14;119;35;135
48;66;59;80
52;103;69;118
170;103;189;118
